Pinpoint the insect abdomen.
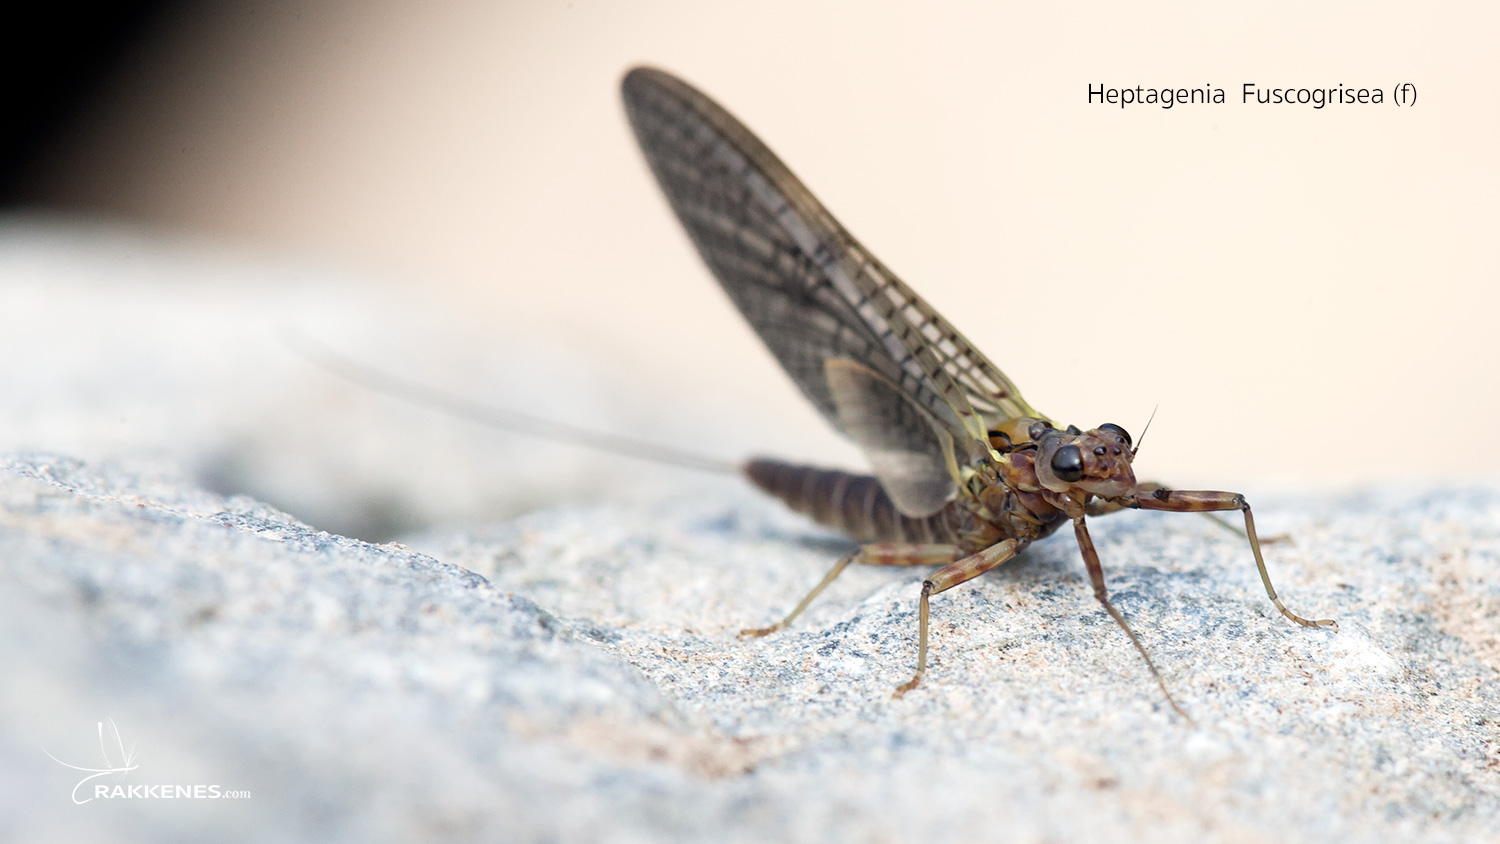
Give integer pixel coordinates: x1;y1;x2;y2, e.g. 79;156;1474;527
743;458;956;545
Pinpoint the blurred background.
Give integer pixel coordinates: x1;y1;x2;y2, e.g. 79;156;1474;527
3;1;1496;541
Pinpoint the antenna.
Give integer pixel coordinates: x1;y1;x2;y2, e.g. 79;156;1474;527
1132;405;1159;457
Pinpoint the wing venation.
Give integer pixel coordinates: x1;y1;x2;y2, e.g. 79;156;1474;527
621;66;1042;451
824;358;957;517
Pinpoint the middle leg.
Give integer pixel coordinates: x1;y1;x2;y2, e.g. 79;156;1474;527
893;538;1026;697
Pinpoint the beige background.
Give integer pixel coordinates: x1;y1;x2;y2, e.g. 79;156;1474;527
28;0;1500;491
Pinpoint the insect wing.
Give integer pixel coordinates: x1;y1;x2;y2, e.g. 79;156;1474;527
824;358;958;517
621;67;1042;455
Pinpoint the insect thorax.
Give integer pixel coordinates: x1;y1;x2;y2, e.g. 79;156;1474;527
946;448;1068;554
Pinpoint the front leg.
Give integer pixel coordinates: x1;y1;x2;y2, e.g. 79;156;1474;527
1130;488;1336;631
1087;481;1164;516
1091;483;1291;545
1073;515;1190;719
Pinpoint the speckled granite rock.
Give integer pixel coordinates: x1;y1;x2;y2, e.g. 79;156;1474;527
2;451;1497;843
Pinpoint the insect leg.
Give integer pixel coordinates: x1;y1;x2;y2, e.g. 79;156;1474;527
1132;489;1336;630
740;544;958;638
1073;516;1190;720
1088;482;1165;517
893;539;1025;698
1093;483;1288;544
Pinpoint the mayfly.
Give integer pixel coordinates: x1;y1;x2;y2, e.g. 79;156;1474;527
619;67;1337;714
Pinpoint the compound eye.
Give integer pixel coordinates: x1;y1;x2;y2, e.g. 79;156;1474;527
1050;444;1084;483
1027;420;1053;441
1099;423;1132;448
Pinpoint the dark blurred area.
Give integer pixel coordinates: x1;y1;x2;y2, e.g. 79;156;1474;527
1;2;179;202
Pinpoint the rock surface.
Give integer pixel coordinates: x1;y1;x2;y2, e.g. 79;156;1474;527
3;451;1498;843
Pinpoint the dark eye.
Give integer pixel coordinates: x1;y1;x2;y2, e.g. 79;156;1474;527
1027;420;1053;441
1051;445;1084;482
1099;423;1132;447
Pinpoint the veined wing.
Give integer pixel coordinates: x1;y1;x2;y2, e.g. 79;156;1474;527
621;66;1041;453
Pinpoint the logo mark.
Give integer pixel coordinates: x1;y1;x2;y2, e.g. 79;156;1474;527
43;719;248;803
43;719;139;805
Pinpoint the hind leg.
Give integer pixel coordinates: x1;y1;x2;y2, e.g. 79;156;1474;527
740;543;958;637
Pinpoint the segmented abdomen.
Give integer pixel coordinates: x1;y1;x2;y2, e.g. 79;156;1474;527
743;458;958;545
